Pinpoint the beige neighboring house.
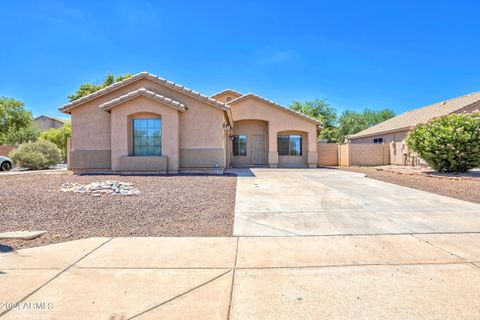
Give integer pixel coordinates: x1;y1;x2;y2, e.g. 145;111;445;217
34;115;68;131
59;72;320;173
347;92;480;145
346;92;480;165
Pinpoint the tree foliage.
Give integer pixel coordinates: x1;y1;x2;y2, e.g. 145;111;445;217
337;108;395;142
406;113;480;172
40;123;71;161
289;99;338;142
9;140;62;170
0;97;39;145
68;73;132;102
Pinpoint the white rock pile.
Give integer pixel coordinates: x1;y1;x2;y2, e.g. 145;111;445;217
60;180;141;197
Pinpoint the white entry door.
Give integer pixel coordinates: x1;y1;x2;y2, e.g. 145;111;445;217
252;135;267;165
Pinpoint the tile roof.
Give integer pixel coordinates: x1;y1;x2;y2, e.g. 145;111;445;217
59;72;230;113
34;115;69;123
348;91;480;139
98;88;186;112
227;93;322;126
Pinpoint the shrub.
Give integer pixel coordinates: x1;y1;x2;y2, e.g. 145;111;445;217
40;123;71;161
406;113;480;172
9;140;62;170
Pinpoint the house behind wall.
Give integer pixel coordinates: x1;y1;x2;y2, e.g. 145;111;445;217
346;92;480;165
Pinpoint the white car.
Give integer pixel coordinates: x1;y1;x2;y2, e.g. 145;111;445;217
0;156;13;171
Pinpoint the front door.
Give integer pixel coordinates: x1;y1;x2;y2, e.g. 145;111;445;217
252;135;267;165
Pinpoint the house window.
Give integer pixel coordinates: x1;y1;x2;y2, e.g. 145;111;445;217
278;135;302;156
232;135;247;156
373;138;384;144
133;119;162;156
226;97;232;102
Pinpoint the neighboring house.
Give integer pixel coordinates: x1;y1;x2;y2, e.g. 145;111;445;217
59;72;320;173
34;115;68;131
347;92;480;144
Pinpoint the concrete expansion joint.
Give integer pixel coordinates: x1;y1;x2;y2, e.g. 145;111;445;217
0;237;113;318
227;237;240;320
410;233;470;263
127;269;233;320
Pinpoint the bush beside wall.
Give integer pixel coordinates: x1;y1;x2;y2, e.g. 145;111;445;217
406;113;480;172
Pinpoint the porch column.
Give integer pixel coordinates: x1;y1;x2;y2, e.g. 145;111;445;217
268;125;278;168
307;128;318;168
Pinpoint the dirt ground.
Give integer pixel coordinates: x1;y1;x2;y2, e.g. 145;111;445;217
336;166;480;204
0;172;237;250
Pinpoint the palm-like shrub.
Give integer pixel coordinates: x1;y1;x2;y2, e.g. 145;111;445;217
9;139;62;170
406;113;480;172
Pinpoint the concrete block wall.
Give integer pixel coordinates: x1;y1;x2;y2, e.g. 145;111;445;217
317;143;390;167
317;143;339;166
0;145;16;157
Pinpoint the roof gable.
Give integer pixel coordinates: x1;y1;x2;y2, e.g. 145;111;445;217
348;91;480;139
59;72;229;113
210;89;243;100
98;88;186;112
227;93;322;126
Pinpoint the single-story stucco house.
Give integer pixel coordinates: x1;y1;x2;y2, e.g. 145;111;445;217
59;72;320;173
347;92;480;144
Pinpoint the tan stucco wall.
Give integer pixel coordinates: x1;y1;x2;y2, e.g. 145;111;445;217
70;150;111;170
230;97;318;167
349;130;409;144
180;148;225;169
213;91;242;103
119;156;168;172
389;141;409;165
231;120;268;166
317;143;339;166
110;96;180;172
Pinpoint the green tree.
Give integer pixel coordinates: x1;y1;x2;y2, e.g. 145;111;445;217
337;108;395;142
289;99;338;142
0;97;39;145
68;73;132;102
40;123;71;161
406;113;480;172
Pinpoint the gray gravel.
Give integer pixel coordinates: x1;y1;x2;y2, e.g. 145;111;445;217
0;173;237;250
336;166;480;204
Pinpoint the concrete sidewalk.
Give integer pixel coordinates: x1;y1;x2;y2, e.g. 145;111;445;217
2;235;480;319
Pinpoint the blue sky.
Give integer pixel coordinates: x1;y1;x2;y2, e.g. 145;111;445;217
1;0;480;120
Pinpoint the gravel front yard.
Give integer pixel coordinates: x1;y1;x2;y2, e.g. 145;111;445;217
337;166;480;204
0;172;237;250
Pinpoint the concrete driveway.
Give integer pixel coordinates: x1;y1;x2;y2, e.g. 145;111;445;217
234;168;480;236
